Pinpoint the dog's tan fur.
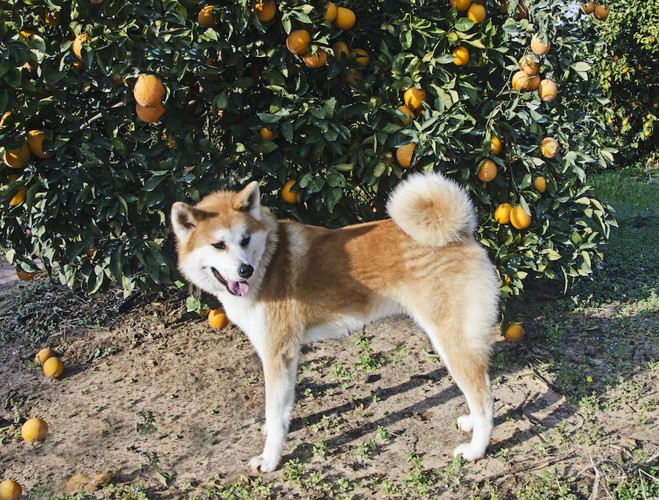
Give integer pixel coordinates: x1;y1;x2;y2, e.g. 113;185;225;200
171;173;499;472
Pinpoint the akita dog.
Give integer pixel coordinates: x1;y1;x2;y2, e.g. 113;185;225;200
171;172;499;472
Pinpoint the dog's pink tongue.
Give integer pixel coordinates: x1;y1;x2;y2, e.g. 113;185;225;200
228;280;249;297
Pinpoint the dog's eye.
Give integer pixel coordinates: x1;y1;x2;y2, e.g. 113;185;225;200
240;235;251;248
213;241;226;250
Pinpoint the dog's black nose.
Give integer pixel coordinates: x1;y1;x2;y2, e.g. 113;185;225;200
238;264;253;279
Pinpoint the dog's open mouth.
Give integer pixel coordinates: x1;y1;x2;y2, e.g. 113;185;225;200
211;267;250;297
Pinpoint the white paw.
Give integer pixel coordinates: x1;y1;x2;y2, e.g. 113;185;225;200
248;454;279;473
457;415;474;433
453;443;485;462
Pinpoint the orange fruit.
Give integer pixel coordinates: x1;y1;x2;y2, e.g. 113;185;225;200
466;3;487;23
352;49;369;68
133;74;166;107
527;75;541;91
27;130;54;159
136;103;165;123
580;1;595;14
540;137;559;158
490;136;502;155
515;1;529;19
3;143;31;169
43;10;60;25
622;117;629;126
302;49;328;68
43;357;64;379
452;46;470;66
259;127;274;140
208;308;229;329
512;70;530;91
286;29;311;55
72;33;92;61
494;203;512;224
593;4;608;20
281;179;298;203
346;69;363;86
334;7;356;30
533;176;547;193
538;78;557;101
84;247;97;258
255;1;276;22
398;105;415;126
504;322;524;342
519;55;539;76
450;0;472;12
324;2;338;21
332;41;350;59
9;188;27;207
510;205;531;229
0;480;22;500
396;143;416;168
403;87;427;111
35;347;56;365
21;417;48;442
530;36;551;56
477;159;497;182
198;5;218;27
16;270;36;281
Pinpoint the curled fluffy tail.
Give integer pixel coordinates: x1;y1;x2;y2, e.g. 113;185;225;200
387;173;476;247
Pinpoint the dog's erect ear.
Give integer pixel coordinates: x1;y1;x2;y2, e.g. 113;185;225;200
232;181;261;219
171;202;203;242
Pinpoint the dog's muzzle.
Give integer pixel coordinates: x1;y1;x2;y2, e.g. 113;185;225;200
211;267;250;297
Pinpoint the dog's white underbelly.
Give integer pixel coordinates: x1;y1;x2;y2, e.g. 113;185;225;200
302;299;405;344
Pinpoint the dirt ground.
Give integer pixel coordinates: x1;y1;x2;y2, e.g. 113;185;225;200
0;259;657;498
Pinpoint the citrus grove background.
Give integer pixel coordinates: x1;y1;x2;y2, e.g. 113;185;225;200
1;0;655;324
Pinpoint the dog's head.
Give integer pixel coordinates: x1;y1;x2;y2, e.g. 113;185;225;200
170;181;273;298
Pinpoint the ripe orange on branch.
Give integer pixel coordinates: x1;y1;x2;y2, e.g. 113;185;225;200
540;137;559;158
136;103;165;123
286;30;311;55
494;203;512;224
334;7;356;30
490;136;503;155
538;79;558;101
466;3;486;23
519;55;539;76
398;105;415;126
323;2;337;21
452;46;470;66
530;36;551;56
510;205;531;230
133;74;166;107
593;4;609;20
450;0;471;12
281;179;298;203
303;49;328;68
477;159;497;182
512;70;530;91
3;143;31;169
198;6;218;27
396;143;416;168
72;33;92;61
255;1;276;23
27;130;54;159
403;87;426;111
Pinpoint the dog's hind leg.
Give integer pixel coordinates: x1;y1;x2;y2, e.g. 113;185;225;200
417;317;494;461
248;344;299;473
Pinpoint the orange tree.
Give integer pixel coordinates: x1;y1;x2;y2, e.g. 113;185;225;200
587;0;658;169
0;0;615;317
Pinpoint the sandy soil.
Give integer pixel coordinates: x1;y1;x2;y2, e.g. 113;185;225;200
0;260;656;498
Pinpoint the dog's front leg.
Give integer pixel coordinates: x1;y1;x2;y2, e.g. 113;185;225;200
249;346;299;473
